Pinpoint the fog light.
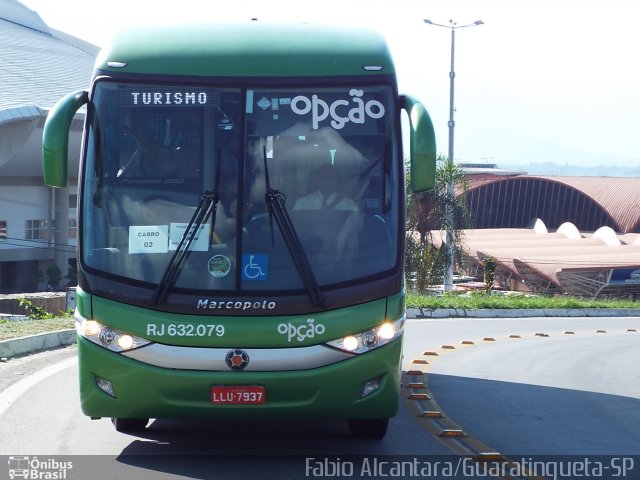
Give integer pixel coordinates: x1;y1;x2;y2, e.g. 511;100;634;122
96;377;116;398
361;378;382;398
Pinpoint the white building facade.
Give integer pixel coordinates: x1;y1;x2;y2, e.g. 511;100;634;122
0;0;96;292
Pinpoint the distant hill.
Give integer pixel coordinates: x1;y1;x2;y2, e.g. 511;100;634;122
500;162;640;178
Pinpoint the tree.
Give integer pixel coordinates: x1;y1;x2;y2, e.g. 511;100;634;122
481;256;496;293
65;265;78;287
405;154;471;293
44;264;62;291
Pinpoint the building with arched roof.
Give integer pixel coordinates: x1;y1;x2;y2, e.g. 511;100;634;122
448;168;640;297
0;0;97;292
465;174;640;233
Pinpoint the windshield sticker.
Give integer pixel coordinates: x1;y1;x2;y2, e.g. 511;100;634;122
169;223;210;251
217;117;234;131
290;89;385;130
129;225;169;254
242;254;268;281
208;255;231;278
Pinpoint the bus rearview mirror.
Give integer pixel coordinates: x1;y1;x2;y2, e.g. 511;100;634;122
43;90;88;188
400;95;436;193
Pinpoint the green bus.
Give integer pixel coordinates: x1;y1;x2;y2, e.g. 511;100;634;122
43;22;435;439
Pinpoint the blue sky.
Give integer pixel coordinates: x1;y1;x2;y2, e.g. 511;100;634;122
20;0;640;169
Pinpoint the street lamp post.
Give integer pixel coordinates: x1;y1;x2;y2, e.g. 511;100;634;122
424;18;484;291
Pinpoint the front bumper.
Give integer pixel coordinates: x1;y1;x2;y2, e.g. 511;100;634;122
78;335;402;420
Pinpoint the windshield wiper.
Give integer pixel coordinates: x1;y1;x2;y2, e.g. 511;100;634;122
263;147;325;307
150;149;222;306
150;190;217;306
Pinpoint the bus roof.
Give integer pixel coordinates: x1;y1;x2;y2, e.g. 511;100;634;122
95;22;396;79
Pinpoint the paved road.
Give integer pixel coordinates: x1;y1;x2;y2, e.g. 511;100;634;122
0;349;450;455
403;316;640;456
0;346;455;479
1;316;639;479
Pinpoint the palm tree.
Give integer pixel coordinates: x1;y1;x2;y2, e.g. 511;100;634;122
406;154;471;293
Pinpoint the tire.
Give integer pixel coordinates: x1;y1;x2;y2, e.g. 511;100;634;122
347;418;389;439
111;417;149;432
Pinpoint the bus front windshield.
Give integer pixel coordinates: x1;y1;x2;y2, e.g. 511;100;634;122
83;82;399;299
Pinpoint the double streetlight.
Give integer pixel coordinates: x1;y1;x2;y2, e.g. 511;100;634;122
424;18;484;291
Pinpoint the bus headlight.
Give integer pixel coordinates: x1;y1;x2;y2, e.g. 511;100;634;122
76;311;151;353
326;316;405;354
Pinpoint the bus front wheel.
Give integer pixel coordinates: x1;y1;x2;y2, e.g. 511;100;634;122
347;418;389;439
112;418;149;432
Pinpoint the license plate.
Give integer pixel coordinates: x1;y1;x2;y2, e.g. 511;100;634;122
211;385;266;405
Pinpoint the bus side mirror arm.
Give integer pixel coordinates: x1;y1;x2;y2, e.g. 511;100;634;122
42;90;89;188
400;94;436;193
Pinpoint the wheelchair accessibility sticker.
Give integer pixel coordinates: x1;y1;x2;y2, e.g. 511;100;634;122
242;254;268;281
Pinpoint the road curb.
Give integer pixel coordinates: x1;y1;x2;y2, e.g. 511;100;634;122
0;329;76;359
407;308;640;319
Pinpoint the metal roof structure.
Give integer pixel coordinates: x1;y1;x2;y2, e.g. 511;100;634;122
444;166;640;296
454;222;640;298
426;167;640;296
0;0;97;178
464;173;640;233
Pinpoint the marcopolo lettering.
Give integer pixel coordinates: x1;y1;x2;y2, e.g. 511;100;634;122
197;299;277;311
290;89;385;130
130;91;209;106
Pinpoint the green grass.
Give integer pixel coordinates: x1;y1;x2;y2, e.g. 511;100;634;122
0;317;75;341
407;292;640;310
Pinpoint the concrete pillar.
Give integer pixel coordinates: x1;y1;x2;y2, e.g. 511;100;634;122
52;186;72;287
